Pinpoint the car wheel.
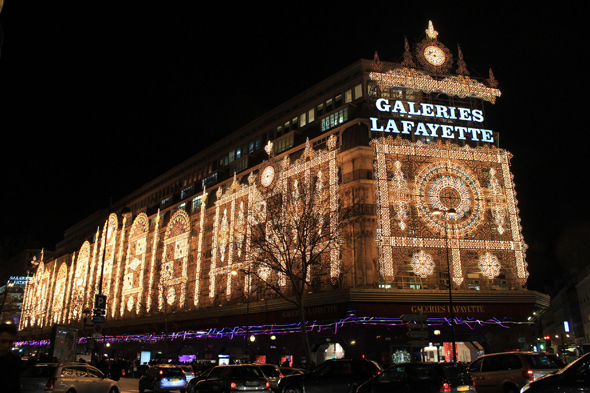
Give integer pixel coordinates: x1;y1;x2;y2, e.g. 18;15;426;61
283;385;302;393
138;386;145;393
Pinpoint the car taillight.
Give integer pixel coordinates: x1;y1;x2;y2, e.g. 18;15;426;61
160;370;164;375
523;369;534;381
231;382;237;388
279;374;284;379
440;382;451;392
266;382;270;388
46;378;57;389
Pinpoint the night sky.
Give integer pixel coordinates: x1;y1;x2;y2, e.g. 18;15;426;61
0;2;587;292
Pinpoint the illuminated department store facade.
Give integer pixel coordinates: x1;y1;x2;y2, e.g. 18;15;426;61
20;23;548;365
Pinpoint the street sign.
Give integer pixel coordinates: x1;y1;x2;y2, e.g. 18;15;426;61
92;315;105;324
401;314;428;321
94;324;102;333
94;294;107;309
93;308;106;316
407;330;430;339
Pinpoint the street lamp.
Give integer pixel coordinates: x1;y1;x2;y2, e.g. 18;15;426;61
432;208;457;363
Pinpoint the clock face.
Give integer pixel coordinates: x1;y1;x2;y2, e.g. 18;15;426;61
424;45;446;66
260;166;275;187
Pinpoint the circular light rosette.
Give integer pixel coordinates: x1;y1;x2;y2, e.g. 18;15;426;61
416;161;485;237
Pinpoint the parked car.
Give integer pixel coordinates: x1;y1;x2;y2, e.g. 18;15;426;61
138;364;187;393
256;364;282;391
468;352;565;393
278;367;307;377
189;364;271;392
520;352;590;392
21;362;120;393
356;362;475;392
278;358;382;393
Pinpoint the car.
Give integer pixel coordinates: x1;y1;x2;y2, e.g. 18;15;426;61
179;365;196;382
468;352;565;393
520;352;590;392
255;364;281;391
138;364;187;393
135;364;150;378
21;362;120;393
189;364;271;392
278;367;307;377
356;362;475;392
278;358;382;393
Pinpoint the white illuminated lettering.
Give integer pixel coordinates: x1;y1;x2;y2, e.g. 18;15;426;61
435;105;449;119
472;109;484;122
385;119;400;133
401;120;414;134
426;123;440;137
448;107;458;119
407;102;421;115
468;128;481;141
455;126;468;140
481;129;494;142
458;108;472;121
441;125;454;138
420;103;434;117
370;118;384;131
371;100;495;144
376;98;391;112
391;100;406;114
414;122;429;136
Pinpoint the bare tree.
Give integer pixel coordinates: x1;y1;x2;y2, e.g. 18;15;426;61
239;144;356;367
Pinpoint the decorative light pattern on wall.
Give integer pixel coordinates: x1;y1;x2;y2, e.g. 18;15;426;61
372;136;528;285
121;213;149;316
479;252;501;279
411;251;435;278
369;67;501;104
159;210;190;310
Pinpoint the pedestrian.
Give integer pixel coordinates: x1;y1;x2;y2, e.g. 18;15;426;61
0;323;23;393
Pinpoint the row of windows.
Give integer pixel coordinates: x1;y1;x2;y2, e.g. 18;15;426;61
133;83;364;213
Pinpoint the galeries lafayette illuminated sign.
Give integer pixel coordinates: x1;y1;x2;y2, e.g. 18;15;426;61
370;98;494;143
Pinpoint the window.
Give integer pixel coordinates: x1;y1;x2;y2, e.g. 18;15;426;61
300;112;307;127
335;94;342;108
292;117;298;130
277;125;283;137
345;89;352;103
326;98;333;112
255;136;261;150
236;147;241;159
229;150;235;163
317;103;324;116
308;108;315;123
181;185;194;200
321;107;348;132
249;140;254;153
354;83;363;99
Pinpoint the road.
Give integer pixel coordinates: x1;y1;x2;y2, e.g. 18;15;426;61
117;377;140;393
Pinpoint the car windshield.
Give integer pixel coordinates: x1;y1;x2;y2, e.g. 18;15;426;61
232;366;264;378
161;368;185;376
527;355;565;369
22;366;57;378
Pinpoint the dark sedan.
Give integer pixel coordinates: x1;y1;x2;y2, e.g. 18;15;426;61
356;362;475;393
189;365;271;393
278;359;382;393
521;352;590;392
